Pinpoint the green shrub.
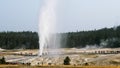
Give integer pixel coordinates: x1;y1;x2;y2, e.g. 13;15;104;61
63;56;71;65
0;56;6;64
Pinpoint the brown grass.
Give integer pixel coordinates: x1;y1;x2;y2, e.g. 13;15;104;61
0;65;120;68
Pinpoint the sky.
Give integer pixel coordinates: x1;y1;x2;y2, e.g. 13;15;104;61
0;0;120;32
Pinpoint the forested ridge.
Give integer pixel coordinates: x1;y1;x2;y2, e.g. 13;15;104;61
0;31;39;49
65;26;120;48
0;26;120;49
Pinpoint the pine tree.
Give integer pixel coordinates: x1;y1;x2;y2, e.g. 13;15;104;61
0;56;6;64
63;56;71;65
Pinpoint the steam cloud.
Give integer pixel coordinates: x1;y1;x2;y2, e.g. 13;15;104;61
38;0;59;56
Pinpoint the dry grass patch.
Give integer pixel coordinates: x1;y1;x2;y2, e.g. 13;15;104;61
0;65;120;68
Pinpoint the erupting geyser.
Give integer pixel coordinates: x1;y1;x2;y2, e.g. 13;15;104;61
38;0;58;56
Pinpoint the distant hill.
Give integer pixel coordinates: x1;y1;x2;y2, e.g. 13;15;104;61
0;31;39;49
64;26;120;48
0;26;120;49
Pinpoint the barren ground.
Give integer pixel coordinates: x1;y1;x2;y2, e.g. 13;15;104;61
0;48;120;67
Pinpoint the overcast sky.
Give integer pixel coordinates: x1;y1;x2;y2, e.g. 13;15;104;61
0;0;120;32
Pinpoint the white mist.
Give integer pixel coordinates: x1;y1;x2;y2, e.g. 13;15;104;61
38;0;58;56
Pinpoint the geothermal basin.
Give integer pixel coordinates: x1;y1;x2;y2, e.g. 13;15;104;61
1;48;120;66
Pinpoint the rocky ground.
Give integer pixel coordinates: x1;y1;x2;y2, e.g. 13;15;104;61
0;48;120;66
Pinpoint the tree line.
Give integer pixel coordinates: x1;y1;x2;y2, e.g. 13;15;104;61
0;26;120;49
0;31;39;49
64;26;120;48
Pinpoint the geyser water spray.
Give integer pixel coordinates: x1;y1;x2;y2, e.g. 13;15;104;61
38;0;57;56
